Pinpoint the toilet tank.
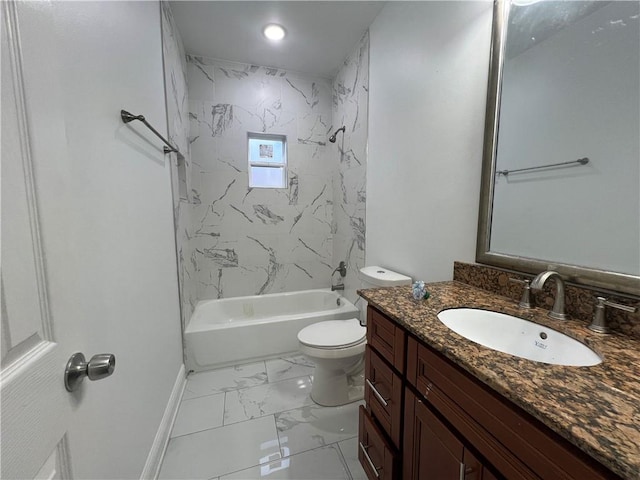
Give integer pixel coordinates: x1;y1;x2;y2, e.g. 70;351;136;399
358;266;412;289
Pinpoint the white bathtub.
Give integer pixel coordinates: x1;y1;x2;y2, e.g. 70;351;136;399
185;289;360;372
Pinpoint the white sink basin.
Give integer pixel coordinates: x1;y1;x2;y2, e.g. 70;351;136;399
437;308;602;366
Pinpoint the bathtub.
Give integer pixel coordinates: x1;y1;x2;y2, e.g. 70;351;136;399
185;289;360;372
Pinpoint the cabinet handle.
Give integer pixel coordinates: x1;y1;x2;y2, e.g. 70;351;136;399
459;463;476;479
359;442;381;478
366;379;389;407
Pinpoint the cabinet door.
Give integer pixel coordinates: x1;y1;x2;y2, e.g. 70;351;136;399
463;448;500;480
404;389;464;480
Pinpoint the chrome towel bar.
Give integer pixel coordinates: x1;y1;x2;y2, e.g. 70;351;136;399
120;109;179;155
497;157;589;176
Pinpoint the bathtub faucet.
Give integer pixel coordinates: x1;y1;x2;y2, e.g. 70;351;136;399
331;261;346;291
334;261;347;278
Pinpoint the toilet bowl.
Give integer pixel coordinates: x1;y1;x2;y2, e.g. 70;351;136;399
298;318;366;407
298;266;412;407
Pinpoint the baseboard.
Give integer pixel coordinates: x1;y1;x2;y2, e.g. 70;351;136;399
140;364;186;480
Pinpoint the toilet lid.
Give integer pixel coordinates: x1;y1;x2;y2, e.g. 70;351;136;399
298;319;366;348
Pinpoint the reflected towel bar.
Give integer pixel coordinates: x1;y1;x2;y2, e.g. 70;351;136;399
497;157;589;176
121;109;179;155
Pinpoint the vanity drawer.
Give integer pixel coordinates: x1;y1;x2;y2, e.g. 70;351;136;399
367;306;405;373
365;346;403;448
406;337;619;480
359;405;398;480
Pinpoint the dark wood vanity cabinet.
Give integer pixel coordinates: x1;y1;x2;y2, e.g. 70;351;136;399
359;405;399;480
359;306;620;480
358;307;405;479
365;346;403;447
404;389;498;480
367;306;405;372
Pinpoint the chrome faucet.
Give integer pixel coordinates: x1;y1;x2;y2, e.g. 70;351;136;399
331;261;346;291
589;297;637;334
509;277;533;309
334;261;347;278
530;271;567;320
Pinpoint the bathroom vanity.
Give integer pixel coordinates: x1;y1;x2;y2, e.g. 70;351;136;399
357;281;640;480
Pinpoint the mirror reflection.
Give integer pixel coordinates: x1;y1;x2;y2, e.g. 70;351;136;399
488;1;639;276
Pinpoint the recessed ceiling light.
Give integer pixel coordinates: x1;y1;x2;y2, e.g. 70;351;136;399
263;24;286;41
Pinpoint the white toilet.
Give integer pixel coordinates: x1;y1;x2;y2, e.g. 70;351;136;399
297;266;412;407
298;318;366;406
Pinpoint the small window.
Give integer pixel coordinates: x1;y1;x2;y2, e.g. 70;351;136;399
248;133;287;188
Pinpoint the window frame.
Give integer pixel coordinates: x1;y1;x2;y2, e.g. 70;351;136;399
247;132;288;189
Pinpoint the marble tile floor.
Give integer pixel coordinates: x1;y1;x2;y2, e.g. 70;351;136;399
159;354;367;480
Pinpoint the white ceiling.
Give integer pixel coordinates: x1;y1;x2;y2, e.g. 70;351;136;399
169;1;386;78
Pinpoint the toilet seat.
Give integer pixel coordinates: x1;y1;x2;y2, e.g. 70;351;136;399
298;318;366;349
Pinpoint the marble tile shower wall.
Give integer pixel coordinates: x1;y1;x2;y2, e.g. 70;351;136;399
332;32;369;310
160;3;196;328
186;55;338;300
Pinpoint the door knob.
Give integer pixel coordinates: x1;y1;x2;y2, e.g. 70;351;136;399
65;352;116;392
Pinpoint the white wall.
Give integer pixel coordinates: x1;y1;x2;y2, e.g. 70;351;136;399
491;2;640;275
14;2;183;478
367;2;493;283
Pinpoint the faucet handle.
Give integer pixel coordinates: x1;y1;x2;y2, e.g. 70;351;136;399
509;278;533;309
588;296;637;334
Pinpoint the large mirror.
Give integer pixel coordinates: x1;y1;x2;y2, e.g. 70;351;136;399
477;0;640;296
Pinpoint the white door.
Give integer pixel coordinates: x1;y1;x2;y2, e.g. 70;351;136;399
1;3;73;478
2;1;184;477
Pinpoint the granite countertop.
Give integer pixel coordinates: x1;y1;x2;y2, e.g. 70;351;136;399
358;281;640;480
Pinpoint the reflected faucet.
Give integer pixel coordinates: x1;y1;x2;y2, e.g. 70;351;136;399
530;271;567;320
